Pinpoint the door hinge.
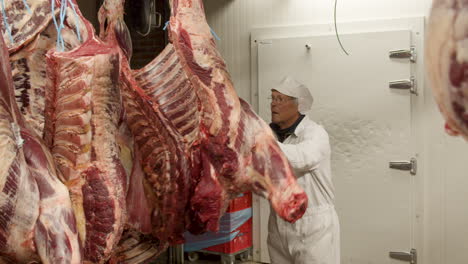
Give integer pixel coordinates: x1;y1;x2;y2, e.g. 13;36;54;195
389;248;417;264
389;157;417;175
389;46;416;63
389;76;417;95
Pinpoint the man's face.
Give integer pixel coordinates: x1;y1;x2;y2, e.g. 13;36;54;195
271;90;299;125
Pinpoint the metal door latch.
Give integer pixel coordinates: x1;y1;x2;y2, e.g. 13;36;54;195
389;248;417;264
389;77;417;95
389;158;417;175
389;46;416;63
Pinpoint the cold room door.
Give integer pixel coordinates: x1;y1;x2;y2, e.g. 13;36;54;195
256;30;416;264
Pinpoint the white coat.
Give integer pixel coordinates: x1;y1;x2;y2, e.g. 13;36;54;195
268;116;340;264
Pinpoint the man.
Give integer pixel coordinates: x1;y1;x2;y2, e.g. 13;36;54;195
267;76;340;264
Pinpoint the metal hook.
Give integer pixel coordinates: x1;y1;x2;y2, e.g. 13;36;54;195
305;44;311;50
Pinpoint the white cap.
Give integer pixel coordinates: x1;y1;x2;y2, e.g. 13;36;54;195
271;76;314;114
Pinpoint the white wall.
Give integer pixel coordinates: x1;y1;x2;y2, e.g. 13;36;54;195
204;0;433;102
204;1;468;264
422;99;468;264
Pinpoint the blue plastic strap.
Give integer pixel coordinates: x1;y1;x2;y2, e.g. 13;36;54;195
22;0;32;14
210;27;221;41
51;0;59;30
184;231;240;252
218;207;252;233
56;0;67;51
162;21;169;31
68;0;81;41
51;0;61;49
0;0;13;43
183;208;252;252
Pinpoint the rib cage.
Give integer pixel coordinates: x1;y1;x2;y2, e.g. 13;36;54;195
121;67;190;244
133;44;200;146
10;23;82;137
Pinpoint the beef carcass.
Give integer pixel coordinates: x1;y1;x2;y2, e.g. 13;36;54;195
426;0;468;140
0;30;81;263
132;43;232;235
168;0;308;222
123;145;152;235
43;17;127;263
120;66;192;243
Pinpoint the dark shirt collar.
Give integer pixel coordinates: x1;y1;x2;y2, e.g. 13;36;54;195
270;114;305;143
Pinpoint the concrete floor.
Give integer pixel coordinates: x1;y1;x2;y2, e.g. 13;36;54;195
185;251;257;264
149;250;259;264
187;254;257;264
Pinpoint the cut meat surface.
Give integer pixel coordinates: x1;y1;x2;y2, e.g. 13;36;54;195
0;106;40;263
0;31;81;263
0;0;54;53
10;22;83;137
125;146;152;235
187;153;227;233
22;129;82;264
1;0;89;54
426;0;468;140
43;22;127;263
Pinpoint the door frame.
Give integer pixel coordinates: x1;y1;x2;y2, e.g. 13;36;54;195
249;17;426;263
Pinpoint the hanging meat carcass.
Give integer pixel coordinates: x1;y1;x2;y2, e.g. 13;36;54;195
167;0;308;225
131;43;203;240
426;0;468;140
42;11;128;264
99;0;308;257
0;24;81;264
